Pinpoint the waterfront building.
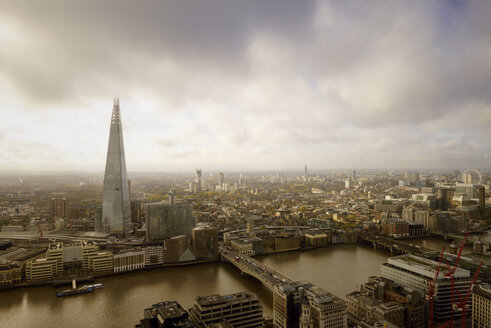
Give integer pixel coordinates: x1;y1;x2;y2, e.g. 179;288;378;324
164;235;191;263
25;257;58;282
472;284;491;328
146;202;195;240
101;98;131;238
188;292;263;328
346;291;404;327
271;232;300;251
273;281;312;328
192;225;218;261
381;254;472;322
304;232;329;248
144;246;164;266
380;219;409;238
49;197;68;218
427;211;466;233
0;247;44;286
90;251;114;274
113;248;145;273
230;239;255;256
136;300;195;328
0;261;22;287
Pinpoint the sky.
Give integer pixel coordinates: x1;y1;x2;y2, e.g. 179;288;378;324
0;0;490;172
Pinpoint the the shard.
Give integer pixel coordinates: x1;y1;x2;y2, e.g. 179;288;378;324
101;98;131;237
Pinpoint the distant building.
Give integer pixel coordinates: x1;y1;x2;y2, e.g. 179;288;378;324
188;292;263;328
218;172;224;188
49;198;68;218
192;225;218;261
381;219;409;238
427;211;466;233
136;301;196;328
472;284;491;328
146;202;195;240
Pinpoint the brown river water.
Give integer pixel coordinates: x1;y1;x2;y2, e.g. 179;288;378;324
0;233;488;328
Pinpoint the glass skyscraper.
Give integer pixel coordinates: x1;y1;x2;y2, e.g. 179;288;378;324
101;98;131;237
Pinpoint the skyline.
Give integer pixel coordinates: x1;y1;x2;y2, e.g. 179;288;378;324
1;1;491;171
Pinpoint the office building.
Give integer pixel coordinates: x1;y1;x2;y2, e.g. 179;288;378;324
381;254;472;322
189;292;263;328
273;281;312;328
360;276;427;328
192;225;218;261
305;285;347;328
144;246;164;266
49;198;68;218
472;284;491;328
346;291;404;327
101;98;131;237
113;248;145;273
136;301;196;328
89;251;113;273
146;202;195;240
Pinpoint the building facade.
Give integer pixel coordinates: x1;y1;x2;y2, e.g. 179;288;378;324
188;292;263;328
146;203;195;240
472;284;491;328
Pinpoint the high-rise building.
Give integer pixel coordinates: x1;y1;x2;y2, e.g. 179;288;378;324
218;172;224;187
381;254;472;323
101;98;131;238
344;178;352;190
146;202;195;240
472;284;491;328
188;292;263;328
351;170;356;181
49;198;68;218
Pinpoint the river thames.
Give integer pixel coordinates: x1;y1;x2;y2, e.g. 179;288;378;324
0;234;488;328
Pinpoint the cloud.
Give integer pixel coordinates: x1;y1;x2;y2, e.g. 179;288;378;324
0;0;490;171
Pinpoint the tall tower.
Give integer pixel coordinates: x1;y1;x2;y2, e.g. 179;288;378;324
101;98;131;238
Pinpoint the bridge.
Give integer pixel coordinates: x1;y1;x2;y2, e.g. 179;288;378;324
358;232;437;257
220;249;293;291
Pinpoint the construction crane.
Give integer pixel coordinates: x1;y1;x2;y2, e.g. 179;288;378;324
444;232;469;327
452;261;483;328
37;223;43;238
67;218;74;237
427;247;445;328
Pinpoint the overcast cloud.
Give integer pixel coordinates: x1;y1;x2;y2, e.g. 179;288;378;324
0;0;490;172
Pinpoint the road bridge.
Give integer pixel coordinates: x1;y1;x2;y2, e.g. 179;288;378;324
220;249;293;291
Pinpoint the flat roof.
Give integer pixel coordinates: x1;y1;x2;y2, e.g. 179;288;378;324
387;254;470;279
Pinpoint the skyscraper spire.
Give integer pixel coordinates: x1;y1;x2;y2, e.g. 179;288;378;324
100;98;131;237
